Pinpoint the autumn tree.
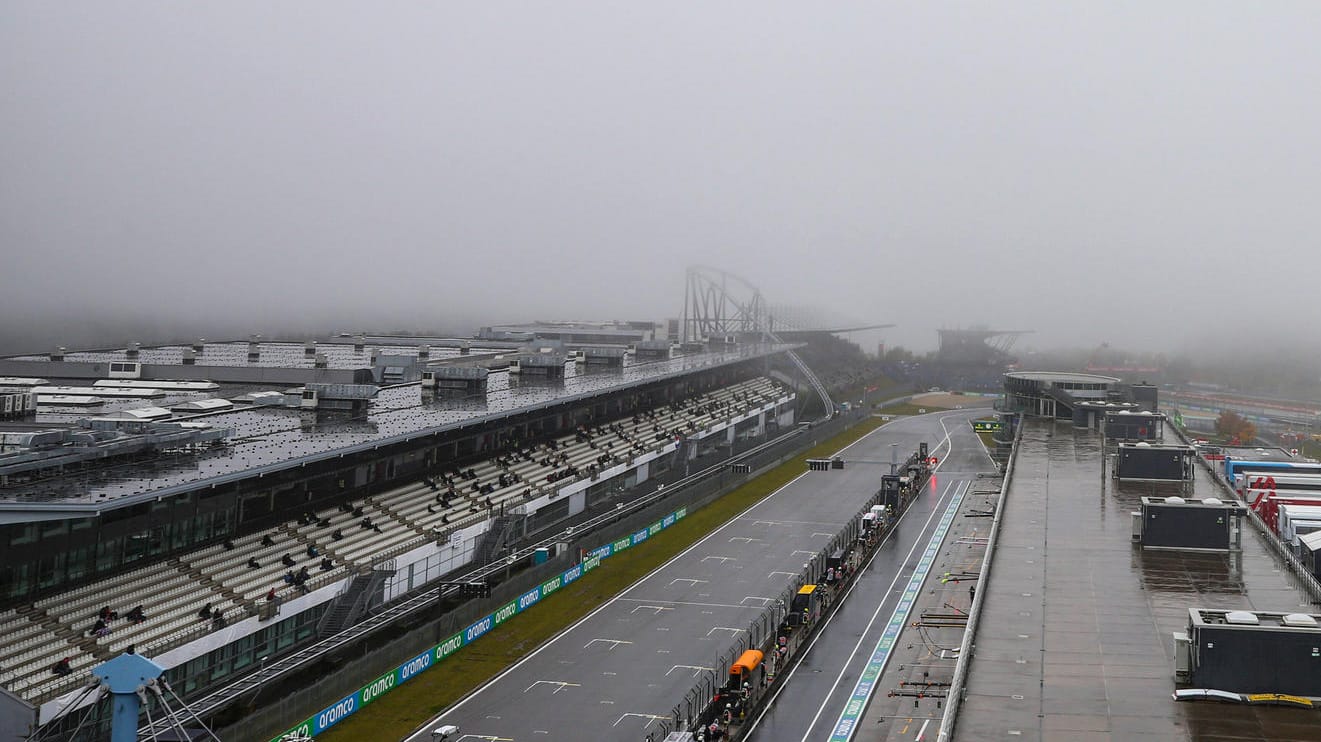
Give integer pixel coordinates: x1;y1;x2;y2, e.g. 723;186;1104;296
1215;410;1258;445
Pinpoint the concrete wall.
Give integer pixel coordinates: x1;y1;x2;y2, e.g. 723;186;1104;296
220;410;858;742
0;687;34;742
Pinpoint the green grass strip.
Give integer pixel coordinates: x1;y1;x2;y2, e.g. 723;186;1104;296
875;402;931;416
315;416;885;741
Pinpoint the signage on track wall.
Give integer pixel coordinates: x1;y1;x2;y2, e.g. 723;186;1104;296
270;505;683;741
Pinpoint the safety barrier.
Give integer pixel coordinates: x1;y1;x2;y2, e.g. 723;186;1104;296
666;460;926;738
255;411;874;742
934;419;1022;742
1172;424;1321;604
268;506;693;741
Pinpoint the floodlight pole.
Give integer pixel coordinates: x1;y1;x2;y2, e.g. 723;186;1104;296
93;652;166;742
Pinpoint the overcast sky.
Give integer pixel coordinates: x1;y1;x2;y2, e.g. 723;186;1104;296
4;3;1320;353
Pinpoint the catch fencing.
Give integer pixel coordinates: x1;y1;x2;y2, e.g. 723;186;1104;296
248;411;869;741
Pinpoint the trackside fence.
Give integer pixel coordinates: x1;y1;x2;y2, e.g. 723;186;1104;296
253;412;872;741
935;419;1022;741
662;491;887;739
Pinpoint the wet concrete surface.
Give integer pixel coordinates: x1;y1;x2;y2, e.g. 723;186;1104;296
954;421;1321;742
406;413;969;742
854;463;1001;741
738;409;1001;742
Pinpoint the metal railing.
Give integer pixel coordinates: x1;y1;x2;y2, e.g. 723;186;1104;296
666;469;895;736
936;418;1022;742
1172;424;1321;604
770;336;834;415
137;411;851;739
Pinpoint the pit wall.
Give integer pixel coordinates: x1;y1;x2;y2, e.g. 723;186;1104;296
244;408;863;742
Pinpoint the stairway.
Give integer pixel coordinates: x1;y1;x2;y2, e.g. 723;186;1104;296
768;333;834;416
317;572;378;637
474;515;514;567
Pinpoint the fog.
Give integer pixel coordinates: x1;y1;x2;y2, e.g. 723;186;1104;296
5;3;1321;355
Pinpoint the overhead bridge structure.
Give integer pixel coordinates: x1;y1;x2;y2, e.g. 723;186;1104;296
682;266;887;416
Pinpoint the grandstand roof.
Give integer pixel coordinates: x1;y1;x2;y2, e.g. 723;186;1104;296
1005;370;1121;384
0;344;793;512
5;340;496;371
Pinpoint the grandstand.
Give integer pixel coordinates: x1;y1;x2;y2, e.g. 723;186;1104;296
0;339;796;738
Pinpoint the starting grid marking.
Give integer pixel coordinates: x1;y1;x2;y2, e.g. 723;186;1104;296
523;680;580;694
584;638;633;650
612;712;667;728
827;479;970;742
666;664;714;677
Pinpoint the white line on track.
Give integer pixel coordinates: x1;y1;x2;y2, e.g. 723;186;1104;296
617;598;755;610
403;418;900;741
806;485;964;741
744;411;976;740
742;477;955;738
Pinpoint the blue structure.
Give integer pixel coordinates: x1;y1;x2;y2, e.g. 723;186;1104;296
92;653;165;742
1224;458;1321;482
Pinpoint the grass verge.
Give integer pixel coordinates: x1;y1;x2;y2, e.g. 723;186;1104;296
875;402;931;416
316;416;886;741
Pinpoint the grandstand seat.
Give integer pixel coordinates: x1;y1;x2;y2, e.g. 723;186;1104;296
0;376;791;705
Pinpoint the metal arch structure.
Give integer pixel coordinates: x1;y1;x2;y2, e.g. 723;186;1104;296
682;266;836;416
682;266;770;342
682;267;891;340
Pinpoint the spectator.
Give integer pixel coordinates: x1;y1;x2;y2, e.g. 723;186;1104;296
247;557;261;569
51;658;72;676
359;517;373;530
331;528;344;541
98;606;117;621
211;609;226;629
265;588;278;602
319;557;334;571
281;553;296;567
222;539;235;551
126;605;146;624
283;570;296;585
261;534;275;547
305;544;318;558
197;603;212;621
90;619;111;638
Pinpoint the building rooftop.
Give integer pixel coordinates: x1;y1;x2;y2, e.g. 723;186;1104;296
5;340;500;372
1005;371;1122;384
1218;446;1298;462
954;421;1318;741
0;344;790;511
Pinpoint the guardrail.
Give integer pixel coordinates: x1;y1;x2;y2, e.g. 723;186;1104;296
1171;425;1321;604
669;485;893;739
140;413;857;740
936;417;1022;741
